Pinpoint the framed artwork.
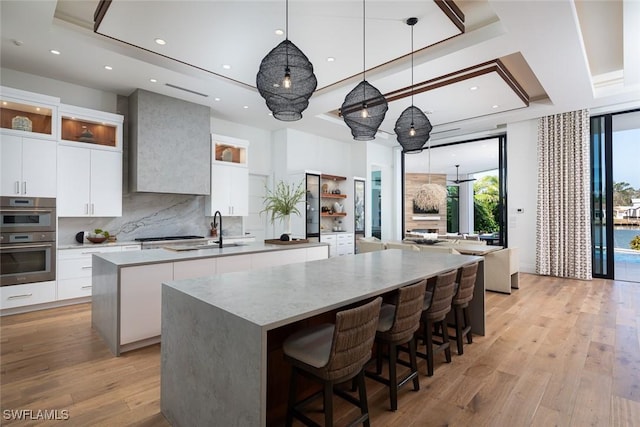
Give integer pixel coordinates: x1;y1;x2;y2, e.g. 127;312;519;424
354;179;365;234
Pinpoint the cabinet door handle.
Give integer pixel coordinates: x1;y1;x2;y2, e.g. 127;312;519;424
81;285;92;289
84;204;89;215
14;181;20;194
22;181;27;194
8;293;33;300
81;266;92;270
81;251;100;255
91;204;95;215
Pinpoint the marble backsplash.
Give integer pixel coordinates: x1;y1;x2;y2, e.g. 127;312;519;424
58;192;243;245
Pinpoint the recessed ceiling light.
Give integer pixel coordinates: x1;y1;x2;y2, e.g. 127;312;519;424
492;104;499;109
50;49;61;55
104;65;113;70
154;38;166;45
222;64;232;70
214;97;221;102
470;86;478;91
327;57;335;62
243;105;249;109
274;29;284;36
150;78;157;83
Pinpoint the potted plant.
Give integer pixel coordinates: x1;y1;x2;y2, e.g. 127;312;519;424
261;179;306;238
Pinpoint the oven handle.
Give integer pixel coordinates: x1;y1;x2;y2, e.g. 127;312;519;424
1;208;55;214
0;243;54;250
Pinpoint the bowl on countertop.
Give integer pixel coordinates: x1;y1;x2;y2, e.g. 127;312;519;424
86;236;107;244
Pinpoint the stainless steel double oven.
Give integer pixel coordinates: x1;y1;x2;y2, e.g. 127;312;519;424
0;197;56;286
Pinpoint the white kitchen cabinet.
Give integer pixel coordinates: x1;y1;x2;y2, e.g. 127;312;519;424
320;234;337;257
120;263;173;345
321;233;353;257
59;104;123;150
206;162;249;216
0;281;56;310
174;258;217;280
307;246;330;261
337;233;355;256
57;245;131;300
57;145;122;217
0;135;57;197
251;248;307;269
206;134;249;217
217;254;252;273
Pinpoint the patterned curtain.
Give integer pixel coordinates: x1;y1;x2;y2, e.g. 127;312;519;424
536;109;592;280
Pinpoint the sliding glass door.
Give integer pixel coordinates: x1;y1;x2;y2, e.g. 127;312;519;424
591;109;640;281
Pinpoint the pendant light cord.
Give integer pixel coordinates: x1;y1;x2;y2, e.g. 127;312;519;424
410;21;414;124
362;0;366;102
285;0;289;69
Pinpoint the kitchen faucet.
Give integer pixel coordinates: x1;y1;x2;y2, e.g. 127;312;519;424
213;210;223;248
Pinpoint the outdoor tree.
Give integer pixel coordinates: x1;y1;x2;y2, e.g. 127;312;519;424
474;175;499;233
613;181;637;206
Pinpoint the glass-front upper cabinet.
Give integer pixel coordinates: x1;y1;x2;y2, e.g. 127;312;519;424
212;133;249;166
59;104;123;150
0;86;59;140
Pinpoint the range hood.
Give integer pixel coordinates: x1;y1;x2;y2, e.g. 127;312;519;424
129;89;211;195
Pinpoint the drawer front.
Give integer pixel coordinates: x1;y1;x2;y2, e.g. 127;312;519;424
320;235;336;244
58;257;94;280
120;244;141;252
0;281;56;309
337;233;353;242
58;245;122;260
57;277;92;300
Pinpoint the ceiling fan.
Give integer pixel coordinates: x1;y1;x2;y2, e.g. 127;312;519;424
449;165;477;184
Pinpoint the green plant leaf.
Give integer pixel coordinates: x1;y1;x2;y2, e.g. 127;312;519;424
260;179;306;224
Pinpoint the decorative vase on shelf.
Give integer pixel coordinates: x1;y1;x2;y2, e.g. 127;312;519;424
333;202;343;213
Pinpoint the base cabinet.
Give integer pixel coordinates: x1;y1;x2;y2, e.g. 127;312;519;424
120;263;173;345
57;245;137;301
0;281;56;310
321;233;354;257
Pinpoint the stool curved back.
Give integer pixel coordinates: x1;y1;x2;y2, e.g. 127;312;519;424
423;269;458;321
453;262;479;307
379;279;427;343
325;297;383;382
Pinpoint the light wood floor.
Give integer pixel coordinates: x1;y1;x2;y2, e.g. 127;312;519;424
1;273;639;426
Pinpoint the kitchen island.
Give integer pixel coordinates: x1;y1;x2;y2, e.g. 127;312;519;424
91;241;329;355
160;249;484;427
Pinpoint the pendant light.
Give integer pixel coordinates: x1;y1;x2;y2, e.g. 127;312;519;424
340;0;388;141
395;17;432;154
414;138;447;212
256;0;317;121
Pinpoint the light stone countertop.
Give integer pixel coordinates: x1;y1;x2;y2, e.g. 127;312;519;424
94;241;328;267
58;240;141;250
163;249;482;330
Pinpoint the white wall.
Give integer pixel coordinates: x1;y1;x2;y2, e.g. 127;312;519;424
1;68;118;112
506;119;538;273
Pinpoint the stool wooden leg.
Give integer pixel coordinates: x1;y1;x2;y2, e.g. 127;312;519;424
441;320;452;363
357;370;370;427
464;307;473;344
286;367;297;427
376;341;383;374
455;306;464;355
409;338;420;391
389;343;398;411
324;382;333;427
424;319;434;377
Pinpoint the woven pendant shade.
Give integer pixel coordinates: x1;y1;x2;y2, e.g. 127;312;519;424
395;106;432;153
256;39;317;121
341;80;389;141
414;183;447;211
395;17;432;153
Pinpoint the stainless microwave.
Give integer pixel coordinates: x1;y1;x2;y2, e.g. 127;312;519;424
0;196;56;233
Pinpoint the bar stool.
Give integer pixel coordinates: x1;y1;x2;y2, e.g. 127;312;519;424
366;279;426;411
451;262;479;355
418;269;458;376
283;297;382;427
